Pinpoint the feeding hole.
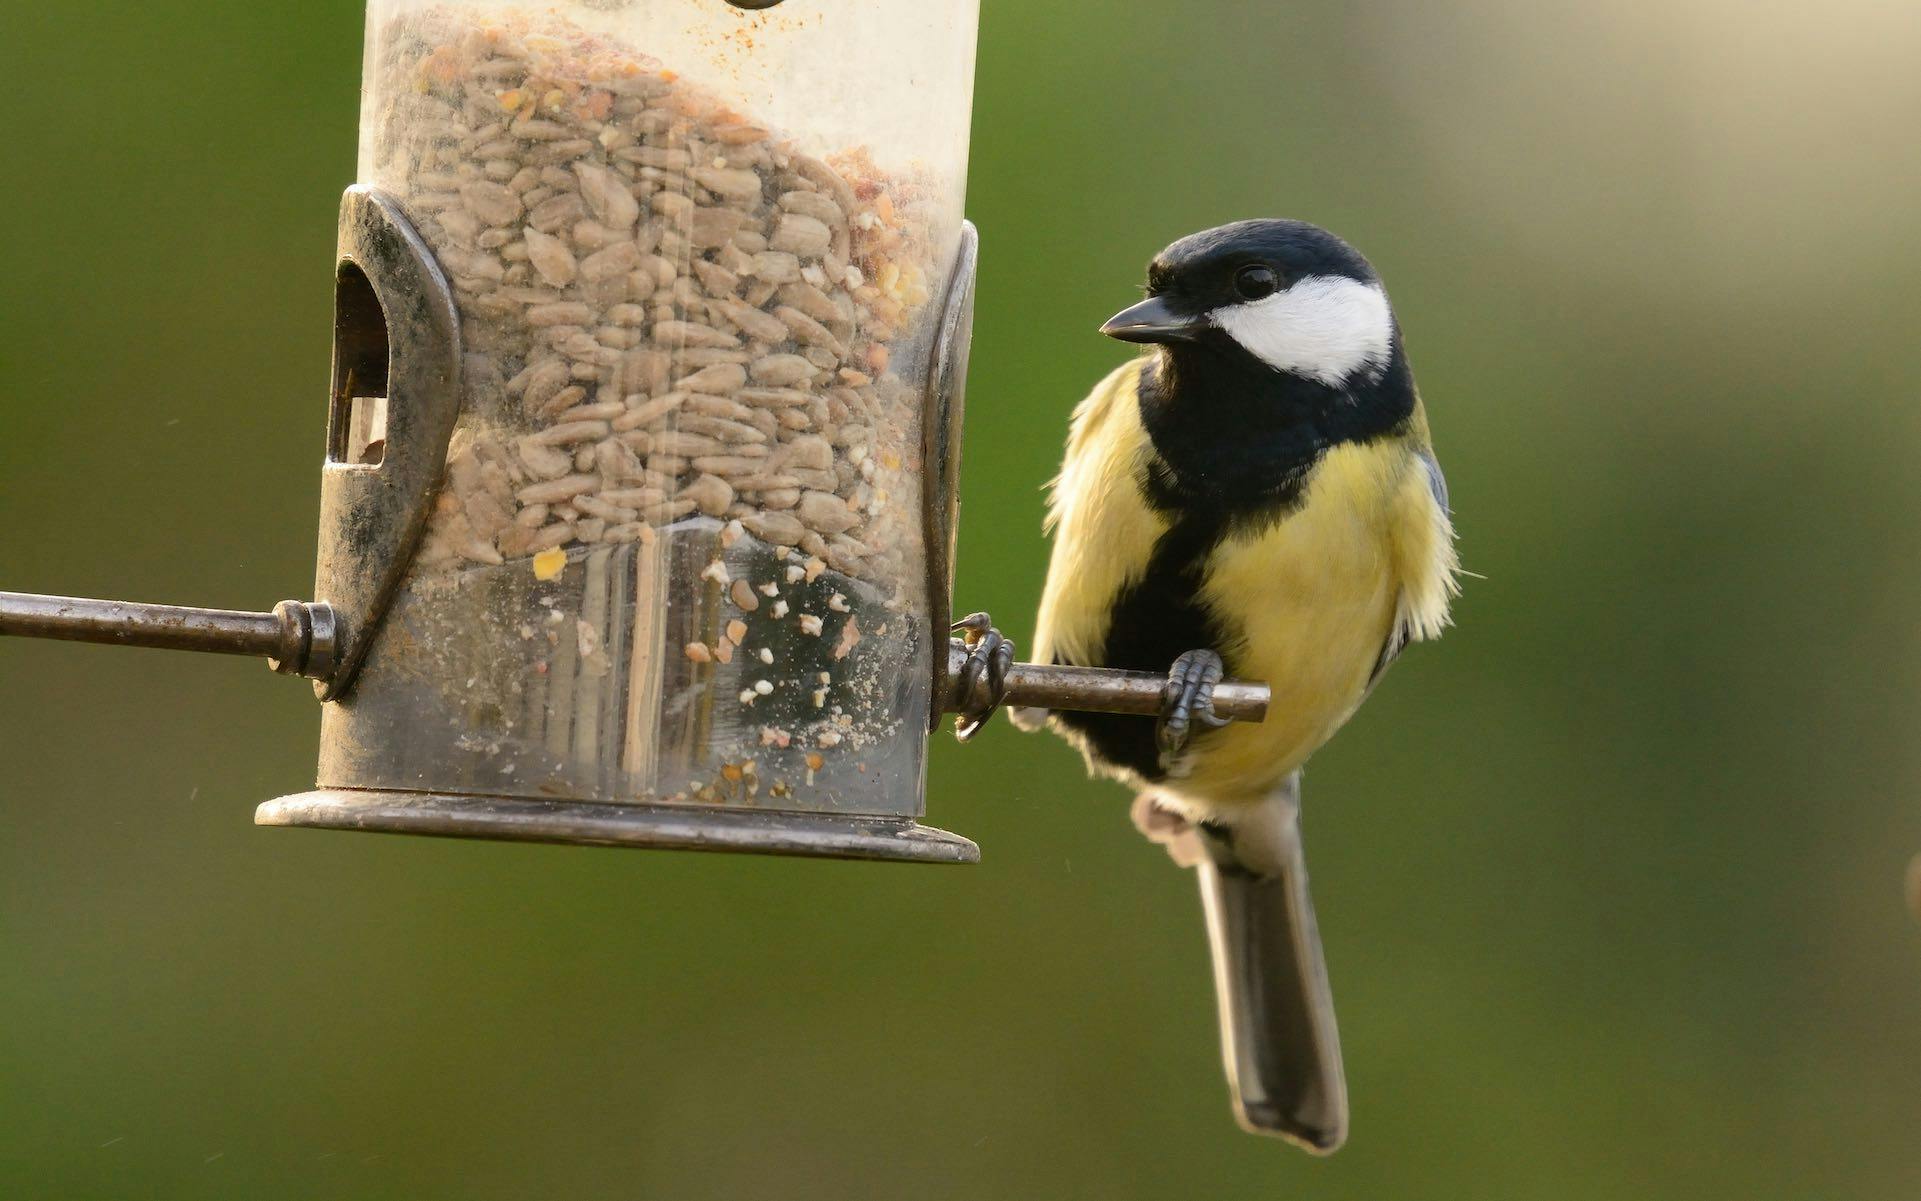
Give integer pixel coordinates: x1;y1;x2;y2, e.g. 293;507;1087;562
342;395;388;466
328;261;391;467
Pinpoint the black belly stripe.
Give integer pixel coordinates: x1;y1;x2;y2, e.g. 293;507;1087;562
1052;507;1231;781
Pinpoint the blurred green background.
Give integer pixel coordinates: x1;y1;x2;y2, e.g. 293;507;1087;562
5;1;1921;1197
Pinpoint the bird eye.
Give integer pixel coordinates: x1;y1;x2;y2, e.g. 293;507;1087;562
1234;264;1279;300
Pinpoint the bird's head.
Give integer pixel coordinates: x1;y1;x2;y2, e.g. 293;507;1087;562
1101;219;1395;388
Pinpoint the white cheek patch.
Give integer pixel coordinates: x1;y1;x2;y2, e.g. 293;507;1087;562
1209;275;1394;386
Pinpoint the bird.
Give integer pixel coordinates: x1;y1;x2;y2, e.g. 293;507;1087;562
951;218;1459;1151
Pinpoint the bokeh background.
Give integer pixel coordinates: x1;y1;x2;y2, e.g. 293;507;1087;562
6;1;1921;1197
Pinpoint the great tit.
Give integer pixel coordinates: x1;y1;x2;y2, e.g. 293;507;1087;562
956;219;1458;1151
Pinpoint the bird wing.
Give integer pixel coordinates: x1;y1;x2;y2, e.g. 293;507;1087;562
1025;359;1168;680
1368;445;1459;685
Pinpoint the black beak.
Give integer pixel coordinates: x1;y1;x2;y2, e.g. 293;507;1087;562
1100;294;1208;344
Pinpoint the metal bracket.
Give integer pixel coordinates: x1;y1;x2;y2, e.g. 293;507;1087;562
921;220;978;730
312;186;463;700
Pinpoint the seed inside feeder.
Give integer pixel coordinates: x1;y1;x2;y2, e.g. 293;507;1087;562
388;6;937;587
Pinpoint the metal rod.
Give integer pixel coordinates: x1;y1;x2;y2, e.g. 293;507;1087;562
943;642;1269;723
0;592;338;680
1;592;282;655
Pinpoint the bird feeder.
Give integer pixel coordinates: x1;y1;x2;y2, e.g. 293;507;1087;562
0;0;1267;864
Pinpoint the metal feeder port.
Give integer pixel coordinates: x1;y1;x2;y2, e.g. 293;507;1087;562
1;0;1269;865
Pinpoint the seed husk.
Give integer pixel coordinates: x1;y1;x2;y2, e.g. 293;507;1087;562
679;472;735;517
749;354;816;386
573;162;640;228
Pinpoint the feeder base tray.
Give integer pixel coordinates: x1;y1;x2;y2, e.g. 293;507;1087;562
256;790;979;864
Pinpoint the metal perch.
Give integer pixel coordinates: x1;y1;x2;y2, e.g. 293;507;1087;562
941;639;1269;723
0;590;1268;726
0;592;337;682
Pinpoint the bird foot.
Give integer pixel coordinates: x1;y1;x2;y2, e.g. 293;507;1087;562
951;612;1015;742
1158;648;1233;756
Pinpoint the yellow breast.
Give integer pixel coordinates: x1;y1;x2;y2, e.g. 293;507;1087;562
1175;439;1449;804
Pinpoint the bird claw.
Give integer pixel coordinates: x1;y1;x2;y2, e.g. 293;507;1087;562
1159;648;1232;756
951;612;1015;742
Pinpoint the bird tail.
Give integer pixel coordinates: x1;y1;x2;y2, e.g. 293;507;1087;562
1138;774;1349;1152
